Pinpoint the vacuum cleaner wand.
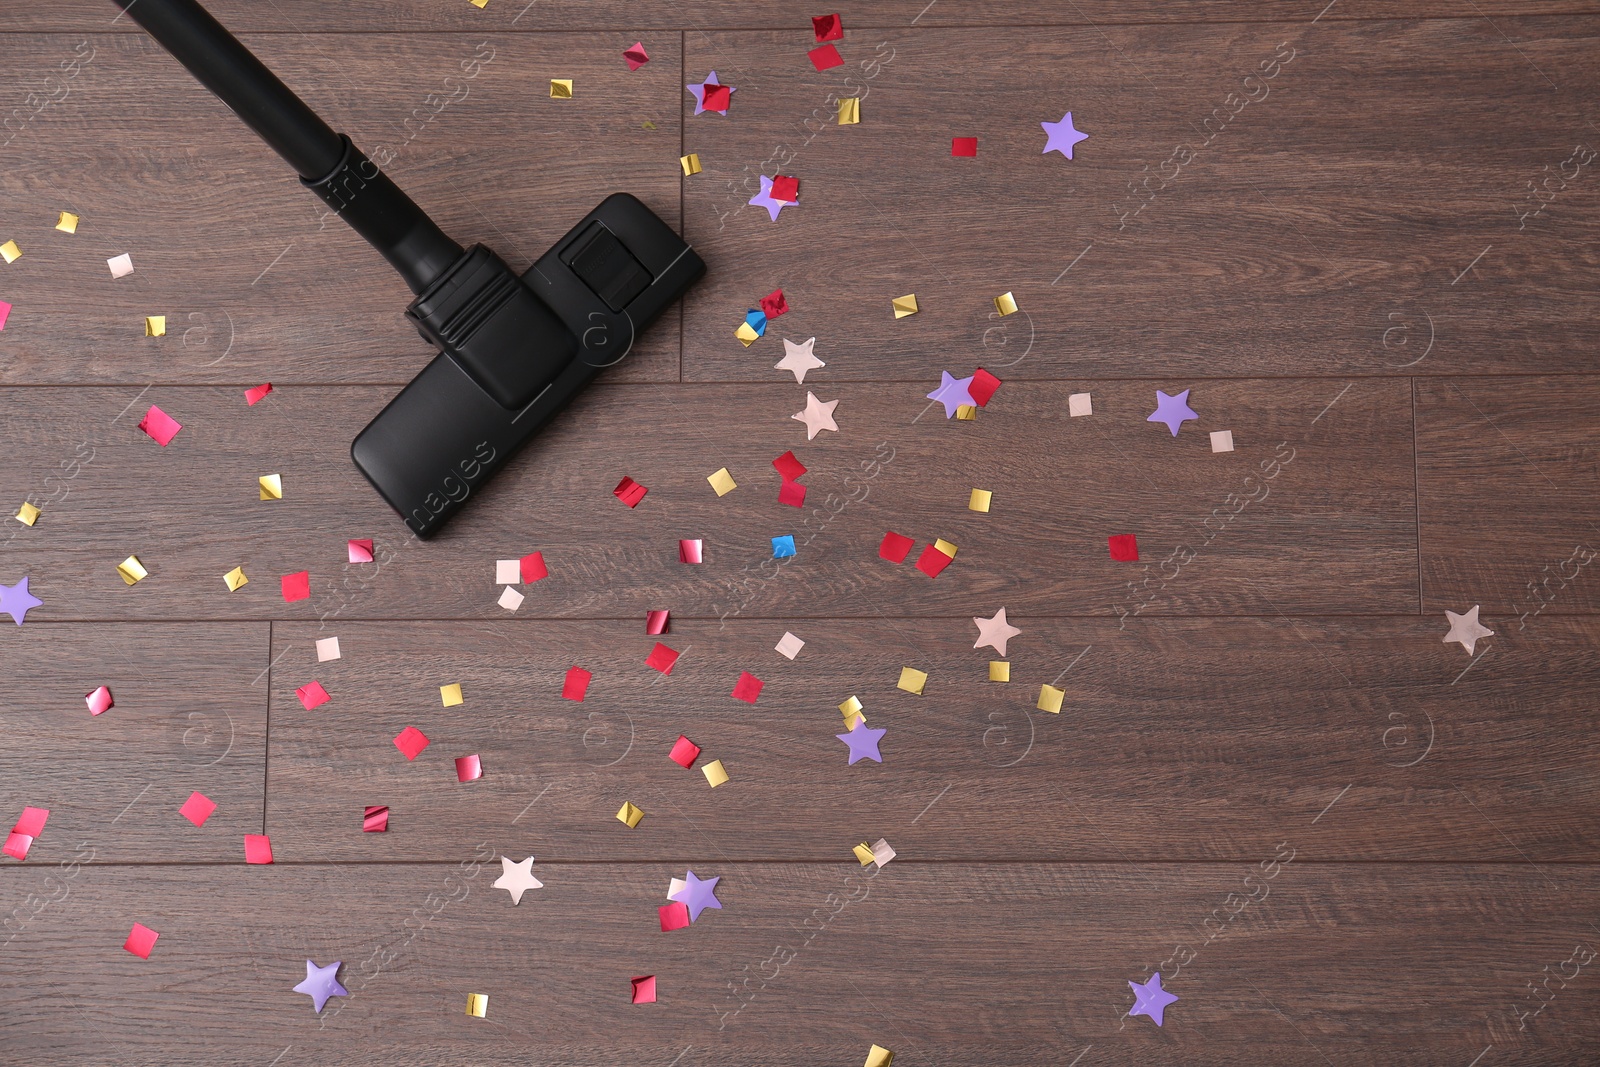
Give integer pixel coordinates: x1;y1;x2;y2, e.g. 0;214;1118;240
112;0;705;537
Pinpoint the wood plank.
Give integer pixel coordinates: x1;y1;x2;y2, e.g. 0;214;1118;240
3;860;1596;1062
0;622;268;864
263;614;1600;863
0;33;681;385
681;20;1600;380
0;376;1415;620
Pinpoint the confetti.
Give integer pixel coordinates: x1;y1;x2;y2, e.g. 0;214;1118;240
951;137;978;157
0;301;10;331
348;538;374;563
779;481;807;507
838;97;860;124
1037;684;1065;713
521;551;548;582
853;842;875;865
760;289;789;318
669;869;722;921
969;488;993;512
731;671;764;703
659;901;690;930
792;391;839;439
362;805;388;833
1069;392;1093;417
813;12;844;40
1129;972;1178;1027
956;405;976;420
437;683;464;708
892;294;919;318
687;71;735;115
775;631;805;659
776;337;824;382
839;695;866;729
55;212;79;233
702;759;729;787
708;467;738;496
678;539;703;564
1210;430;1235;453
549;79;573;98
456;754;483;782
1444;605;1494;655
749;175;798;221
244;383;273;405
563;666;592;700
0;240;19;263
492;855;543;903
631;975;657;1004
771;175;799;203
989;661;1010;682
1108;534;1139;562
669;735;701;768
492;583;522;609
1041;112;1089;159
107;253;134;278
116;556;148;586
772;534;797;558
808;44;844;70
645;609;670;635
85;685;113;716
622;41;650;70
281;570;310;601
393;726;430;760
179;791;216;827
0;576;40;624
123;923;159;959
914;544;954;577
144;316;166;338
223;566;248;592
871;838;896;865
295;681;330;711
969;368;1001;406
315;636;341;661
1148;388;1198;436
466;993;489;1018
244;834;274;864
137;405;182;446
897;667;928;695
258;473;283;501
865;1044;894;1067
735;320;761;347
646;642;681;675
837;720;886;764
973;608;1022;656
614;476;648;507
680;153;702;175
879;532;914;563
293;960;346;1012
993;292;1019;316
927;372;975;417
4;806;48;860
616;801;645;828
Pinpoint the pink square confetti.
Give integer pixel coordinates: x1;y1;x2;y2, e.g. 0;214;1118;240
394;726;430;760
659;901;691;931
678;539;703;564
363;805;389;832
812;12;844;41
614;477;648;507
731;671;764;703
295;680;330;711
760;289;789;318
85;685;113;716
281;570;311;602
952;137;978;157
772;450;806;481
455;754;482;782
668;735;701;768
631;975;658;1004
646;609;670;635
563;666;592;701
808;44;844;70
347;538;374;564
778;481;807;507
123;922;159;958
1108;534;1140;562
879;531;915;563
3;831;33;861
623;41;649;70
244;382;273;406
702;83;731;112
771;176;799;203
521;551;548;583
244;834;274;864
15;807;48;838
645;642;681;675
0;300;11;331
970;367;1001;406
179;791;216;827
137;405;182;446
915;544;955;577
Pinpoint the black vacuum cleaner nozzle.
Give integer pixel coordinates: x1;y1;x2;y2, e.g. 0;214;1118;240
112;0;705;537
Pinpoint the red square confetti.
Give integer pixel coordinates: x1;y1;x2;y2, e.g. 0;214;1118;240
772;450;807;481
3;831;33;861
563;666;593;701
915;544;955;577
760;289;789;318
952;137;978;157
702;83;731;112
645;643;681;675
669;735;701;768
622;41;649;70
778;480;807;508
614;477;648;508
1108;534;1140;562
808;44;844;70
123;922;159;958
15;806;49;838
363;805;389;833
85;685;113;716
879;531;915;563
347;538;374;564
455;754;482;782
243;834;274;864
179;792;216;827
631;975;658;1004
244;382;273;406
678;539;703;564
771;176;799;203
970;367;1002;406
280;570;310;602
394;726;430;760
295;680;330;711
812;12;843;41
137;405;182;446
731;671;764;703
646;610;670;635
520;551;548;583
659;901;691;931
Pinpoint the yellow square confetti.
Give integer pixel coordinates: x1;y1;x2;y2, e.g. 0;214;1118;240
680;153;702;176
702;759;729;787
838;97;860;125
616;801;644;828
969;488;992;513
55;212;79;234
0;240;20;264
839;696;866;729
866;1045;894;1067
993;291;1019;316
117;555;148;585
707;468;737;496
223;566;248;592
15;502;39;526
897;667;927;695
440;683;464;707
735;321;760;346
934;538;958;558
1037;684;1065;714
144;316;166;337
466;993;488;1017
955;404;977;420
853;842;876;866
469;0;488;7
989;661;1010;682
257;473;282;501
550;79;573;99
891;294;918;318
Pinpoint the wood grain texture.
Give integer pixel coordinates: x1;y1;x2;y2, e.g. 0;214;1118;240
0;33;681;385
680;20;1600;380
263;615;1600;863
3;860;1598;1064
0;622;268;863
0;377;1415;621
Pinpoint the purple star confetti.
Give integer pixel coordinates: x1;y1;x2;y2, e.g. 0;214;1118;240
927;372;976;419
836;720;886;764
1128;972;1178;1027
668;869;723;922
293;959;348;1013
1041;112;1089;159
0;576;42;625
686;71;736;116
749;176;797;222
1147;389;1198;436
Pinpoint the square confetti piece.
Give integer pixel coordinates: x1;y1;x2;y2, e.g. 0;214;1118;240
646;609;670;635
891;294;918;318
85;685;113;715
498;586;524;611
614;477;648;507
223;566;248;592
702;759;729;787
363;806;388;833
772;534;797;558
123;923;159;958
258;473;282;500
295;681;330;711
969;488;992;512
563;666;592;701
107;253;134;278
659;901;690;930
137;405;182;446
550;79;573;98
617;801;644;828
702;83;731;112
1108;534;1139;562
678;539;703;564
117;556;149;585
935;539;958;557
244;834;274;864
631;975;657;1004
993;291;1019;316
179;791;216;827
623;42;650;70
952;137;977;157
3;832;33;861
808;44;844;70
778;480;807;507
144;316;166;338
853;842;876;865
281;570;310;601
772;450;806;480
1211;429;1235;453
897;667;928;695
394;726;430;760
521;551;548;582
760;289;789;318
735;321;760;346
495;559;521;584
813;12;844;40
771;175;799;203
956;404;977;420
838;96;860;124
989;661;1011;682
1037;685;1065;714
707;467;737;496
1069;392;1093;417
731;671;764;703
315;636;341;662
646;642;681;675
56;212;79;233
440;684;463;707
866;1044;894;1067
466;993;489;1018
455;754;482;782
775;631;805;659
970;368;1001;406
871;838;896;865
879;531;914;563
669;735;701;768
348;539;374;564
680;153;702;175
16;807;48;838
0;240;19;263
914;545;954;577
840;695;864;719
244;383;273;406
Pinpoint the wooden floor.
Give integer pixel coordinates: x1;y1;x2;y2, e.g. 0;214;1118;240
4;1;1600;1063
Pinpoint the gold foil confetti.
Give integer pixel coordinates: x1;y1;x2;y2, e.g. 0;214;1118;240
866;1045;894;1067
680;153;702;176
993;291;1019;316
616;801;644;828
55;212;79;234
838;97;860;124
853;842;876;866
839;696;866;728
1068;392;1093;417
469;0;488;7
702;759;728;787
891;294;918;318
466;993;489;1017
955;404;977;420
0;240;20;263
117;555;149;585
223;566;248;592
933;538;958;558
735;321;760;346
989;661;1010;682
440;683;464;707
1037;684;1065;713
969;489;992;512
15;502;39;526
707;468;737;496
550;79;573;98
257;474;282;500
897;667;928;695
144;316;166;337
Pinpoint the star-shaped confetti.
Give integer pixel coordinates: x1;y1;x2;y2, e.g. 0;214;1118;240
1443;605;1494;655
669;869;723;922
776;337;826;383
973;607;1022;657
927;372;976;419
1148;389;1198;436
293;959;348;1013
493;855;544;905
687;71;735;115
749;175;798;222
1128;972;1178;1027
0;577;42;625
792;391;839;439
1041;112;1089;159
836;719;886;764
